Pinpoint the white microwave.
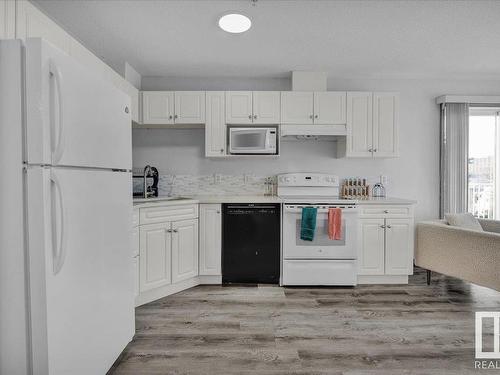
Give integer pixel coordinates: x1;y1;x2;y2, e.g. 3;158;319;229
228;127;277;154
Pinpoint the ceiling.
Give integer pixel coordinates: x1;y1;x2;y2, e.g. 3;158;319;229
34;0;500;80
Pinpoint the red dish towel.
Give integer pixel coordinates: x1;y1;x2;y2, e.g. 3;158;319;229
328;208;342;240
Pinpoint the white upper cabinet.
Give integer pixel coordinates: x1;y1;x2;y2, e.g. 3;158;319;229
253;91;280;124
174;91;205;124
15;0;72;54
313;92;346;124
205;91;226;157
346;92;373;157
171;219;199;284
226;91;280;124
142;91;206;125
372;92;399;158
142;91;174;124
199;204;222;276
1;0;15;39
281;92;314;124
226;91;253;124
346;91;399;158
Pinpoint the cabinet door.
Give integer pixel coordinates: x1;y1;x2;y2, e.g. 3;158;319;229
281;92;313;124
174;91;205;124
373;92;399;158
132;255;140;301
142;91;174;124
385;218;412;275
346;92;373;157
205;91;226;157
253;91;280;124
313;92;346;124
172;219;199;283
225;91;253;124
15;0;72;54
358;218;385;275
199;204;222;276
1;0;15;39
139;222;172;292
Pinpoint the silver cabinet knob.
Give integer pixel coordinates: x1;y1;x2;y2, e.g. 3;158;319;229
386;225;392;228
384;210;389;214
217;210;221;214
248;115;252;119
173;229;178;233
166;229;172;233
309;115;313;119
380;225;386;228
253;115;257;119
368;148;373;152
220;148;224;153
169;115;173;120
174;114;178;119
314;114;318;119
373;148;377;152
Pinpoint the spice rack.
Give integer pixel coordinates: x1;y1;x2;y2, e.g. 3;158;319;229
341;177;369;199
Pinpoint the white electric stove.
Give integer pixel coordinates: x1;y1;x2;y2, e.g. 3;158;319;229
278;173;358;286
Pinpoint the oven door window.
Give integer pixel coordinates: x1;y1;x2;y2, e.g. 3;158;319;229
231;130;266;150
295;218;346;246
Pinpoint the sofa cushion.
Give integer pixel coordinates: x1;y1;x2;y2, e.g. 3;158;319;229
445;213;483;231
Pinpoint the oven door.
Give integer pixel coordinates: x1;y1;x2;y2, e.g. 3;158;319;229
282;204;358;259
229;128;275;154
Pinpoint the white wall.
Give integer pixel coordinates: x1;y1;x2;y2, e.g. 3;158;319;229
134;76;500;222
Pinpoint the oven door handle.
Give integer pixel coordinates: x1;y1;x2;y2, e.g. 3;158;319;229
284;206;358;214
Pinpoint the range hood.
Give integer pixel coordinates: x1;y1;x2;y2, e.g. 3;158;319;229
280;124;347;138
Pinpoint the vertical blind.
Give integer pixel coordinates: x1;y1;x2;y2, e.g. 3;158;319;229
440;103;469;217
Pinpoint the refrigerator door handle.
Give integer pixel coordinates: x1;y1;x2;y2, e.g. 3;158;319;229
51;170;67;275
50;60;65;165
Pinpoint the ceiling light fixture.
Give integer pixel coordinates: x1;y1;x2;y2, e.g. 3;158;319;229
218;13;252;34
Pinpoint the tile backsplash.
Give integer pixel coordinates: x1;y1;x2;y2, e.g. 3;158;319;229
134;173;277;197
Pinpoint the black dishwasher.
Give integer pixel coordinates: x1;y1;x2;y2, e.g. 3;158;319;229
223;203;280;284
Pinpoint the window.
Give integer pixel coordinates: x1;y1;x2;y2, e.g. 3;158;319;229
468;107;500;219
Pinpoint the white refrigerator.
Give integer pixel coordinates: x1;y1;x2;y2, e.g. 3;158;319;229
0;39;135;375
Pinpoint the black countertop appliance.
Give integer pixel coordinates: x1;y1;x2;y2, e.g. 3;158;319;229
222;203;280;284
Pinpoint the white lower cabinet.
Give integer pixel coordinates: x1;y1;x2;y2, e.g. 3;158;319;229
171;219;199;283
135;203;200;306
139;222;172;292
358;218;385;275
132;223;140;301
357;205;414;283
199;204;222;276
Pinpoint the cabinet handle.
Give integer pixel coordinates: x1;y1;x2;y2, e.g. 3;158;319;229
253;115;257;119
173;229;178;233
220;148;224;153
174;115;178;119
386;225;392;229
168;115;173;120
384;210;389;213
217;210;221;214
368;148;373;152
309;115;313;119
373;148;377;152
248;115;252;119
314;114;318;119
166;229;172;233
380;225;386;228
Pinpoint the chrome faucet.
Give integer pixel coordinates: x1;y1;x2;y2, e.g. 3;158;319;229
143;165;155;199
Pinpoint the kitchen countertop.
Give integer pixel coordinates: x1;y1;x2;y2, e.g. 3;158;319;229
133;195;416;206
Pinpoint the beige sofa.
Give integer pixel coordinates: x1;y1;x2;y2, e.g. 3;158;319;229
415;219;500;291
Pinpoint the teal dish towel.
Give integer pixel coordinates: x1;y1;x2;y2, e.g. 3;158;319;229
300;207;317;241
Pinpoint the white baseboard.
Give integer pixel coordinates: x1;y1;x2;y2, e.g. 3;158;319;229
198;275;222;284
357;275;408;284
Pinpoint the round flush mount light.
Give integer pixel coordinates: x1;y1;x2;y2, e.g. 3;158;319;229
218;13;252;33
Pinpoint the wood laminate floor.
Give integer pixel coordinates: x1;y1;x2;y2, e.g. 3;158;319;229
109;268;500;374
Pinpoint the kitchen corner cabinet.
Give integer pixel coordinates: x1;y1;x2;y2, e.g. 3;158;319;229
225;91;280;124
199;204;222;276
142;91;205;125
357;204;414;283
205;91;226;157
281;91;346;125
346;92;399;158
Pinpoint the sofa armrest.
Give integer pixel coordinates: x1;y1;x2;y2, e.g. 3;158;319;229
479;219;500;234
415;221;500;291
